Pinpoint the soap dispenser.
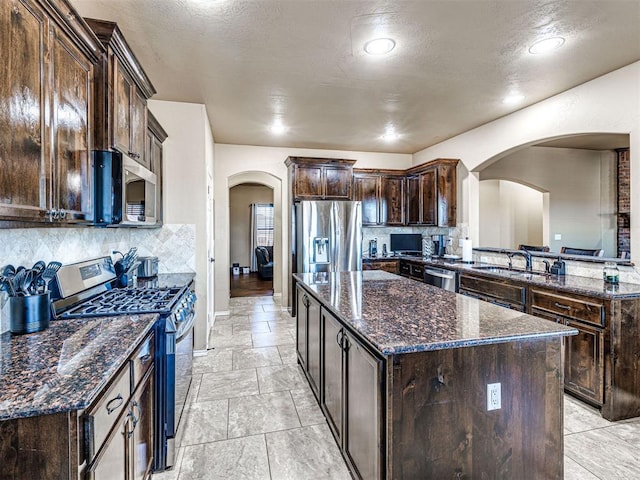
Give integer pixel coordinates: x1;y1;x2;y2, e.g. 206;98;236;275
550;257;566;276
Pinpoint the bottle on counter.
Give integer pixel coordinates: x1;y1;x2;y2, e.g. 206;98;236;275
603;262;619;284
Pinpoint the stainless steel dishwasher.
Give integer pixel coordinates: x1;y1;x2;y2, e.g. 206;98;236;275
423;266;458;292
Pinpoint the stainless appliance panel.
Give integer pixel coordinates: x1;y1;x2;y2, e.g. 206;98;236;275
424;267;458;292
296;201;362;274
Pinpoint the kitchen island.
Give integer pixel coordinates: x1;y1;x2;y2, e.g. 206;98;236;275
294;270;576;479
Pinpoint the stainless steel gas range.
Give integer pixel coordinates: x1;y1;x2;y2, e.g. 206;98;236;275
50;256;196;472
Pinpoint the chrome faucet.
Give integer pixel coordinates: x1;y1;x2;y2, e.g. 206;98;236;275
507;251;532;271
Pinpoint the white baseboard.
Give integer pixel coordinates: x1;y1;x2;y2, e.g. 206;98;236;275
215;310;231;317
193;349;208;357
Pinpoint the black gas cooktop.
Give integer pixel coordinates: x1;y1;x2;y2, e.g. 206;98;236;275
59;286;185;318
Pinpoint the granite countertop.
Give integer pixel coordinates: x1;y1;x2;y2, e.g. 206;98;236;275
0;314;157;421
367;254;640;299
419;258;640;299
295;271;576;355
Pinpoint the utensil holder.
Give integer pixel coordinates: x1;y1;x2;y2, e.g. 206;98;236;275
9;292;50;334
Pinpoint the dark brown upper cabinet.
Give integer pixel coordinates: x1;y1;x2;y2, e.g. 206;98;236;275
406;159;458;227
353;170;405;226
85;18;156;169
286;157;355;201
0;0;102;224
146;111;167;225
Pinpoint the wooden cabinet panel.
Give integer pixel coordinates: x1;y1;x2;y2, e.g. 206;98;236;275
363;260;398;274
353;175;378;225
131;90;148;168
380;175;404;225
405;160;458;227
406;176;420;224
420;169;437;225
354;173;405;226
344;331;382;480
130;368;154;480
530;288;604;327
51;25;93;221
146;112;166;225
296;286;308;370
307;293;321;398
294;164;323;199
437;163;457;227
286;157;355;201
324;166;352;199
0;0;46;220
460;273;527;308
322;307;343;442
113;59;131;155
531;307;604;405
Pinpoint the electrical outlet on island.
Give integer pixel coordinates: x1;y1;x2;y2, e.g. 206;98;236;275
487;383;501;411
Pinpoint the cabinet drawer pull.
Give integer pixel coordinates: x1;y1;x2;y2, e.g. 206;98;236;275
106;394;124;414
554;302;571;310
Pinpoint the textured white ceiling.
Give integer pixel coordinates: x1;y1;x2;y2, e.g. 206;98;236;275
70;0;640;154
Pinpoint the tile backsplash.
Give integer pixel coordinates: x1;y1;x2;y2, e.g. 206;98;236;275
363;225;455;256
0;224;195;333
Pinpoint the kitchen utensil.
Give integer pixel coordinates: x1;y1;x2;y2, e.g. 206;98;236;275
20;269;36;295
2;264;15;276
31;260;46;275
39;261;62;292
0;274;16;296
11;269;27;296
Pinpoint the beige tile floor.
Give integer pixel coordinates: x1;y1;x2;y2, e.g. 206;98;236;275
154;296;640;480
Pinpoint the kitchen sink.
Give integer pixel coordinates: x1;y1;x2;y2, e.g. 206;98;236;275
472;265;549;278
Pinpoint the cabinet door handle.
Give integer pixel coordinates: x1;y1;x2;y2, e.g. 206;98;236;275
106;394;124;414
554;302;571;310
336;329;344;348
342;335;350;352
302;294;309;308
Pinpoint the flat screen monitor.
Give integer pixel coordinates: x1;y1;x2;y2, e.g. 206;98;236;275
390;233;422;254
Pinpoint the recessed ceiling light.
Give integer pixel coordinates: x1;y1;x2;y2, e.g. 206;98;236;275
364;38;396;55
528;36;565;54
380;127;400;141
270;120;288;135
503;93;525;105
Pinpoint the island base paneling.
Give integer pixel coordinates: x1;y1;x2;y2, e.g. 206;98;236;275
388;339;564;479
0;411;80;479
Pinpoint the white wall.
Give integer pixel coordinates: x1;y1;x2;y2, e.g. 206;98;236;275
480;146;616;255
214;144;412;314
148;100;215;352
412;61;640;261
479;180;543;250
229;185;273;268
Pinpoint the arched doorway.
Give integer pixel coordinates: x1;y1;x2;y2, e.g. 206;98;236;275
229;183;274;297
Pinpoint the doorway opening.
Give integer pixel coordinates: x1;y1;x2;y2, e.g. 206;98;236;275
229;183;274;297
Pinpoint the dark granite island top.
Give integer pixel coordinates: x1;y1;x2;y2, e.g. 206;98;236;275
0;314;157;421
294;270;576;479
295;270;576;355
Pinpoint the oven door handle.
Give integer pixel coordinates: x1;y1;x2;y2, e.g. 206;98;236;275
176;310;196;342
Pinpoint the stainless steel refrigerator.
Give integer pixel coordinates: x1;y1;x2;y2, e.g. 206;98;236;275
291;201;362;314
295;200;363;274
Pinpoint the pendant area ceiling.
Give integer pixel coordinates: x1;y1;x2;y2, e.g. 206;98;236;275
70;0;640;154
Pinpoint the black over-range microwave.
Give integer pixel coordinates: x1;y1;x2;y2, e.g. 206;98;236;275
93;150;158;226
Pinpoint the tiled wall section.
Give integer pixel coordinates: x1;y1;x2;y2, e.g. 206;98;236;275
0;224;195;333
363;225;457;256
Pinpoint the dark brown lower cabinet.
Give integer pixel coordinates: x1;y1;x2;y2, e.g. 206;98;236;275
531;307;604;405
362;260;398;274
320;307;383;479
459;272;526;311
296;285;321;397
